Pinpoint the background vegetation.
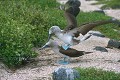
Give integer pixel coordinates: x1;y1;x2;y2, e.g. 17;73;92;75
0;0;61;68
0;0;120;68
76;68;120;80
95;0;120;9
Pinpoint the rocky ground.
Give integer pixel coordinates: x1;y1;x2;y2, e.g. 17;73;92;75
0;0;120;80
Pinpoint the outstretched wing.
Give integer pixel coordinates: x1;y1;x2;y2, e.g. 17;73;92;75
62;0;81;32
64;11;77;31
67;19;119;37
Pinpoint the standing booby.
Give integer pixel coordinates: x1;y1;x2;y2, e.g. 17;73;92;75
40;39;92;64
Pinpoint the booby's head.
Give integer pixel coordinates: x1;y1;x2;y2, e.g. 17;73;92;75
48;26;61;41
40;39;59;49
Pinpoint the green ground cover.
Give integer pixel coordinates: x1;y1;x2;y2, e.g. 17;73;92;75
94;0;120;9
76;68;120;80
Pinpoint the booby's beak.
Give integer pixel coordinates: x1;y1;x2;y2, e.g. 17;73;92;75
42;45;50;49
47;30;54;41
40;44;50;50
48;34;52;41
39;41;50;50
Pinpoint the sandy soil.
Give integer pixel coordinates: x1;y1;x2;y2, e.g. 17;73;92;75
0;0;120;80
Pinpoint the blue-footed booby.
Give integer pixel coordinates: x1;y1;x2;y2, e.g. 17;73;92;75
40;39;92;65
47;1;120;48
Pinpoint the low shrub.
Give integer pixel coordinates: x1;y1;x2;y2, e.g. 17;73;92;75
0;0;59;68
76;68;120;80
0;15;37;68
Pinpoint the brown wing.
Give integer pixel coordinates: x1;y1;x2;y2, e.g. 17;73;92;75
63;0;81;32
64;0;81;17
59;47;84;57
59;47;92;57
68;19;118;37
64;12;77;31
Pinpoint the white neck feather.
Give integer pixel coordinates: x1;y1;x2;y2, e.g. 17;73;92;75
52;46;64;57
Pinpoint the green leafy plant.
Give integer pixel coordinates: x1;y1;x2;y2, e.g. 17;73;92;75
94;0;120;9
0;15;36;68
0;0;59;68
76;68;120;80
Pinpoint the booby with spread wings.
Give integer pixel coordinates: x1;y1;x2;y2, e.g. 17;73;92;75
48;0;120;48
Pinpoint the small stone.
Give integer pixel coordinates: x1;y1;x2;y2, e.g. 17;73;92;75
93;46;108;52
52;67;80;80
107;39;120;49
118;60;120;62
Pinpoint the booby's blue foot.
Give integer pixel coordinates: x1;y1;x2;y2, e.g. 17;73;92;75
57;60;69;65
57;57;70;65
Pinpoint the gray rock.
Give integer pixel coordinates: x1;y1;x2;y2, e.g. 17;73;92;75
52;67;80;80
118;60;120;62
107;39;120;49
93;46;108;52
